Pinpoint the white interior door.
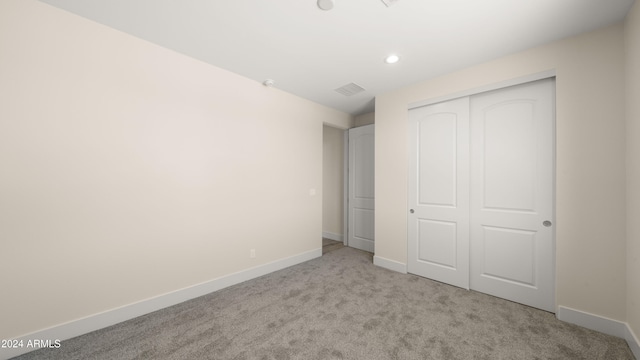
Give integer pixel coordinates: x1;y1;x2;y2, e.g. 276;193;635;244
408;97;470;289
469;79;555;312
407;79;555;312
348;125;375;252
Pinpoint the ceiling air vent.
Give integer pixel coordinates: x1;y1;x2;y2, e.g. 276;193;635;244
334;82;366;97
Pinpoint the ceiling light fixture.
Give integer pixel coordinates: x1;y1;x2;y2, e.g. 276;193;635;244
317;0;334;11
384;54;400;64
263;79;275;87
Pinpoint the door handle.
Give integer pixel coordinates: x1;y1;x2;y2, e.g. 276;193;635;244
410;209;415;214
543;220;552;227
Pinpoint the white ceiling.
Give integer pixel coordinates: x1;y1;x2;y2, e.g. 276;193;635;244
39;0;634;115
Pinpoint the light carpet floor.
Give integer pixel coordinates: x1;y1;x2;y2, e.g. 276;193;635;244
322;238;345;254
12;246;634;360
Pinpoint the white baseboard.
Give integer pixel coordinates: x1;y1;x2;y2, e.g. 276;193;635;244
1;248;322;360
322;231;343;242
554;306;640;359
557;306;626;338
373;255;407;274
626;323;640;360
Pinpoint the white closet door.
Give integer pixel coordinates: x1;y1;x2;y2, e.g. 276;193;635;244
469;79;555;312
348;124;375;252
408;97;470;289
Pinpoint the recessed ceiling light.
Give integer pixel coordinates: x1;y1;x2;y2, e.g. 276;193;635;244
384;54;400;64
317;0;334;11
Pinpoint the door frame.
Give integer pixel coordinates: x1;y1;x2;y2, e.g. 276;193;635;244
408;70;556;110
343;129;349;246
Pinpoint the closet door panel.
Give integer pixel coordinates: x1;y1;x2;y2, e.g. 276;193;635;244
470;79;555;312
408;97;470;289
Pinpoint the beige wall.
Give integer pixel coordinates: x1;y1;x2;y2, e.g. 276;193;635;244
354;112;375;127
625;0;640;343
376;24;627;320
2;0;636;345
0;0;351;339
322;125;345;238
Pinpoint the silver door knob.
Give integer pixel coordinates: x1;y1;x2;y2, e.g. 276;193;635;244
410;209;415;213
543;220;552;227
